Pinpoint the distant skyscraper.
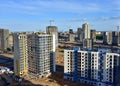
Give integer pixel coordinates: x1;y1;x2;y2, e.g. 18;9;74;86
103;32;112;45
82;23;90;39
69;34;75;42
77;28;83;42
118;31;120;46
91;30;96;43
46;26;58;48
82;23;92;49
0;29;9;52
69;29;74;34
13;33;28;76
27;32;56;78
8;33;13;49
112;31;120;46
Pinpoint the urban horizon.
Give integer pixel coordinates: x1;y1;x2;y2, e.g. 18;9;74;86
0;0;120;31
0;0;120;86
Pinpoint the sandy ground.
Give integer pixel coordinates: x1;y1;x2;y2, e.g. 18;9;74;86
56;48;64;66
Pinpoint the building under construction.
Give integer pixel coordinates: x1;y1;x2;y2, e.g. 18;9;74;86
27;32;56;78
13;32;56;78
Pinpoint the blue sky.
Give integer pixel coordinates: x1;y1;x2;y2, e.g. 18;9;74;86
0;0;120;32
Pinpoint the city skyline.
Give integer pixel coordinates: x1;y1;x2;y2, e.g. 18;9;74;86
0;0;120;31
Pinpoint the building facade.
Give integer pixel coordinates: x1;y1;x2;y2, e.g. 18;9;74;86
46;26;58;48
69;34;75;42
13;33;28;76
64;49;120;86
91;30;96;43
82;23;91;39
58;32;69;42
83;38;93;49
103;32;112;45
112;31;120;46
69;29;74;34
77;28;83;42
27;33;56;78
8;33;13;50
117;26;120;46
0;29;9;52
14;32;56;78
82;23;93;49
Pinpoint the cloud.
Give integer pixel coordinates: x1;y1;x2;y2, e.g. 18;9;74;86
109;16;120;19
65;18;88;22
112;8;120;11
0;0;102;15
0;0;119;16
94;16;120;21
0;0;119;32
111;0;120;6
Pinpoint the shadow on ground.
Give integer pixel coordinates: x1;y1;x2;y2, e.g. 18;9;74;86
0;54;89;86
0;54;43;86
0;54;14;70
48;65;88;86
0;73;43;86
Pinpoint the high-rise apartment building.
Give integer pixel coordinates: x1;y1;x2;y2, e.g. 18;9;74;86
118;32;120;46
46;26;58;48
82;23;92;49
0;29;9;52
69;29;74;34
13;32;56;78
27;32;56;78
13;33;28;76
82;23;90;39
103;32;112;45
91;30;96;43
112;31;120;46
8;33;13;50
64;48;120;86
77;28;83;42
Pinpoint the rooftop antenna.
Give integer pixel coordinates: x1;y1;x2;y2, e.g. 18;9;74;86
49;20;54;26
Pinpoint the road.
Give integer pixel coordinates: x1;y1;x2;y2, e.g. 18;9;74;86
0;54;13;70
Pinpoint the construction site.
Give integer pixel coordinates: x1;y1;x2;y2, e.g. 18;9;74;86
0;42;88;86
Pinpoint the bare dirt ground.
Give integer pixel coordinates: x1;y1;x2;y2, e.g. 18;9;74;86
56;48;64;66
